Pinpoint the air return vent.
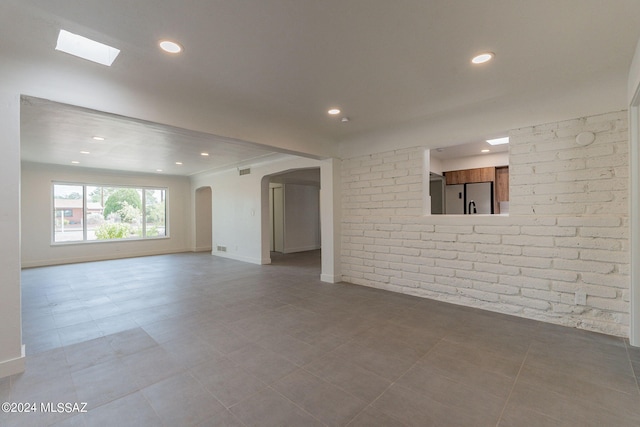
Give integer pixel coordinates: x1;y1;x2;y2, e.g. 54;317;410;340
239;168;251;176
217;245;227;252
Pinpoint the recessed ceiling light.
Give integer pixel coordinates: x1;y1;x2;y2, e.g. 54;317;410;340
92;136;105;141
471;52;494;65
156;169;163;172
201;152;209;157
486;137;509;145
71;161;80;164
341;117;350;123
328;109;341;115
175;161;183;165
55;30;120;66
80;151;90;154
159;40;183;54
481;149;490;153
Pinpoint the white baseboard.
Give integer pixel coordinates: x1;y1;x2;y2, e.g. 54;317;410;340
0;345;25;379
212;251;262;265
283;245;321;254
21;248;191;269
321;274;342;284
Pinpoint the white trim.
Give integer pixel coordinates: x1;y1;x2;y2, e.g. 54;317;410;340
321;274;342;284
212;251;263;265
283;245;322;254
0;345;25;379
630;94;640;347
21;248;189;269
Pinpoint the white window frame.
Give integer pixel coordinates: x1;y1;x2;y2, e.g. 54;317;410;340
51;182;169;245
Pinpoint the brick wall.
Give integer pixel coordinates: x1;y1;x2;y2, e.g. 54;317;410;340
341;111;630;336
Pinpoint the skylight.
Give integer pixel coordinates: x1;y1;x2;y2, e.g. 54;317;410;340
55;30;120;66
486;137;509;145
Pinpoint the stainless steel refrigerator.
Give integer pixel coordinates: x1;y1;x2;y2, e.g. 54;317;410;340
445;182;494;214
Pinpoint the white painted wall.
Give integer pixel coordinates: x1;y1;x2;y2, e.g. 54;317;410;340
21;162;192;268
190;155;340;281
195;187;212;252
283;184;321;253
342;111;630;337
439;151;509;172
0;93;24;378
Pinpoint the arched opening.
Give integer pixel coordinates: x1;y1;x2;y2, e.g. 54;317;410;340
195;186;212;252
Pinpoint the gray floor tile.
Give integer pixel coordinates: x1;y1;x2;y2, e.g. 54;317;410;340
226;343;298;384
506;380;640;426
192;359;268;408
94;313;139;335
499;404;569;427
57;320;104;347
395;363;506;422
372;384;482;427
229;387;324;427
63;336;119;372
194;409;246;427
106;327;158;357
272;369;368;426
142;371;227;426
53;309;94;328
121;345;185;388
346;406;407;427
13;251;640;427
515;363;640;414
82;391;161;427
330;341;416;381
303;353;391;402
71;358;138;409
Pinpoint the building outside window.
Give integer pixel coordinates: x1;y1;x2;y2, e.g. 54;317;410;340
53;183;167;243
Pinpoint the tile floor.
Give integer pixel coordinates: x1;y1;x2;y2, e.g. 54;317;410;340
2;250;640;426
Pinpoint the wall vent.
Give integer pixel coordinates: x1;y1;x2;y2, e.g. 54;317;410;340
239;168;251;176
217;245;227;252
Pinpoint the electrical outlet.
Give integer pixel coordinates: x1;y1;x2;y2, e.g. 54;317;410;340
575;290;587;306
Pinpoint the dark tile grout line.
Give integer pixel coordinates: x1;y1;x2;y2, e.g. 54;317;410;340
494;335;532;427
345;336;447;427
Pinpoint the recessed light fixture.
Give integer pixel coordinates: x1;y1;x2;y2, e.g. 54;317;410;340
471;52;494;65
341;117;350;123
481;149;491;153
156;169;163;172
486;136;509;145
201;152;209;157
175;161;183;165
159;40;183;54
55;30;120;66
80;151;90;154
71;160;80;164
92;136;105;141
328;109;341;115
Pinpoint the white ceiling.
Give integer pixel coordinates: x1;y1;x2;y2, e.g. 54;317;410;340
4;0;640;175
20;96;287;176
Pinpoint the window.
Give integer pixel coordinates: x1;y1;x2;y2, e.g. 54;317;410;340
53;183;167;243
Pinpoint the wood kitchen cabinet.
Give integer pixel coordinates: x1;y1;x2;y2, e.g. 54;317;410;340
495;166;509;205
444;167;495;185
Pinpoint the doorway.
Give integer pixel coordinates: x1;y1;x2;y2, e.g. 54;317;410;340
263;168;321;269
195;186;212;252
